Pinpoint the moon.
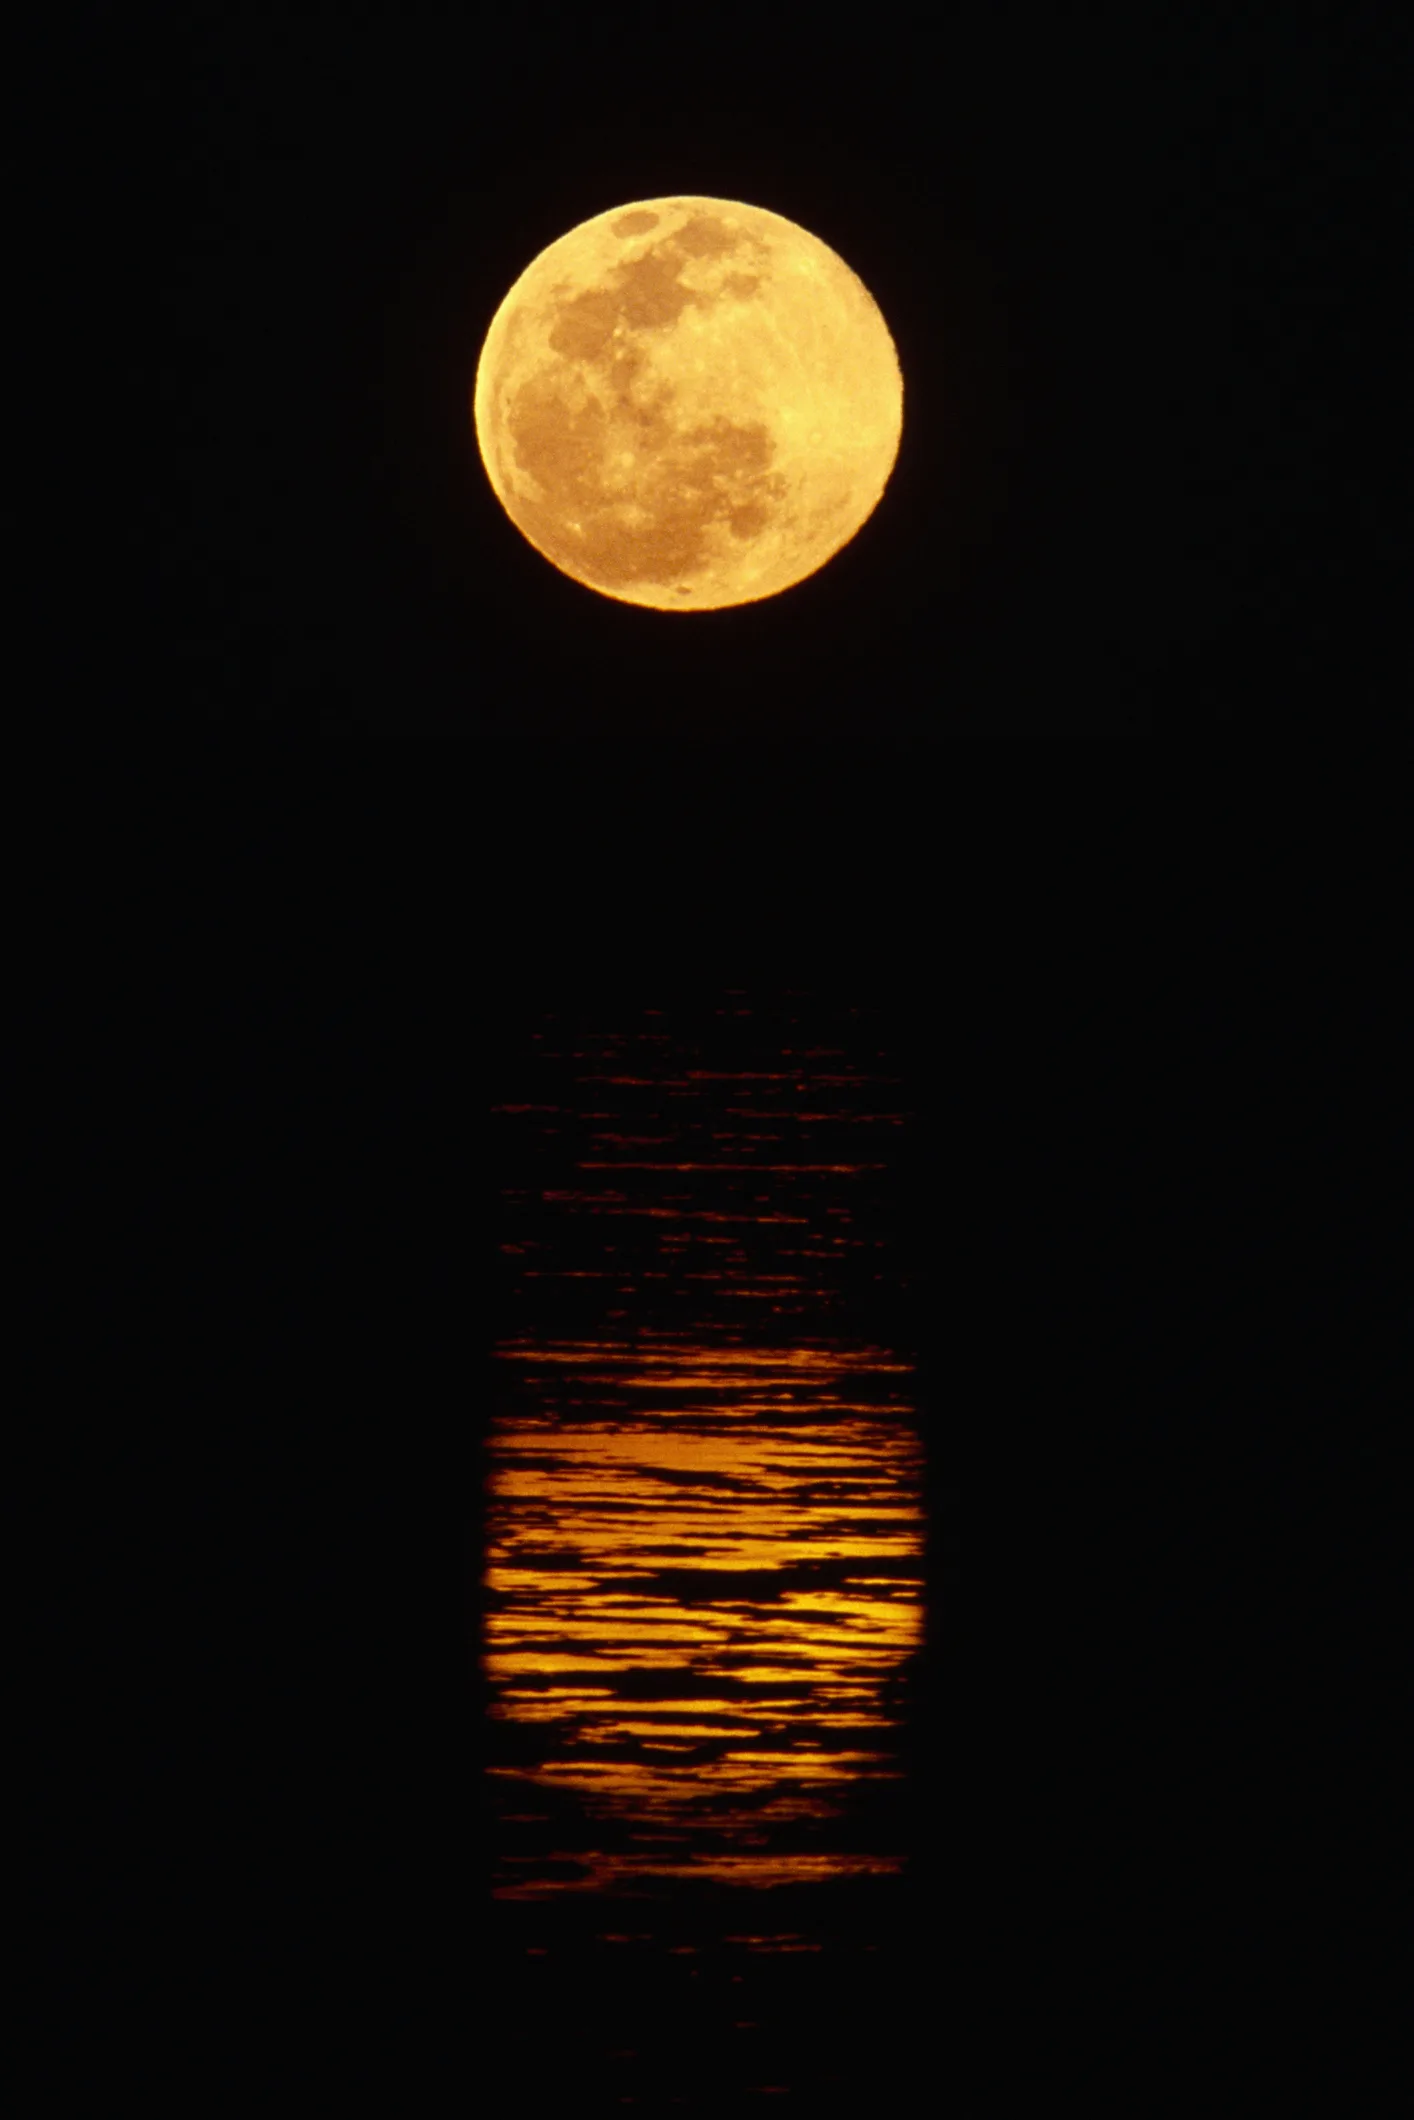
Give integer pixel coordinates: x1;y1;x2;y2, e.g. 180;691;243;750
472;197;903;611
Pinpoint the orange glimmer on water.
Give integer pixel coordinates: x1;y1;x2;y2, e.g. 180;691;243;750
486;1334;923;1895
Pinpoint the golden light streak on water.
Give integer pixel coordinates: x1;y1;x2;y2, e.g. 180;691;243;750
484;1331;923;1896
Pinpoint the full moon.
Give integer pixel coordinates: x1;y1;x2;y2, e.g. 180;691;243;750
472;197;903;611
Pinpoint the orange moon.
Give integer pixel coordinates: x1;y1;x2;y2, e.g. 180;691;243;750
472;197;903;611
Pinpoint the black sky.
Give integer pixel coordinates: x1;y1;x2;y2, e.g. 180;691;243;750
51;3;1399;2109
109;3;1392;935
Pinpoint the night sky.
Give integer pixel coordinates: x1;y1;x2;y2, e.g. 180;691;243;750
54;4;1398;2109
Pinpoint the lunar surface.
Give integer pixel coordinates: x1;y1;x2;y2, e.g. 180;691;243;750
473;197;903;611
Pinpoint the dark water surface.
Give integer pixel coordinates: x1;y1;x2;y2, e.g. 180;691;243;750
485;997;929;2110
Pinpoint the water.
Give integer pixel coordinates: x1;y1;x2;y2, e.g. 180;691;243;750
484;996;927;2110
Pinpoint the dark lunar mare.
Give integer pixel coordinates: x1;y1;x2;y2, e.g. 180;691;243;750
503;213;788;590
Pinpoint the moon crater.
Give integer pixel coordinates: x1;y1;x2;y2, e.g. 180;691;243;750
474;198;903;610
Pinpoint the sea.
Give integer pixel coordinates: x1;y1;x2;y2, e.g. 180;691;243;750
482;991;932;2111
